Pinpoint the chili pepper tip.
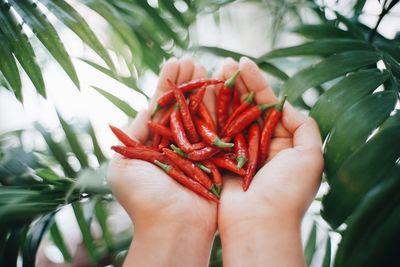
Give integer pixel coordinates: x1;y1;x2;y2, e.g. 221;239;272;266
258;102;277;111
210;185;220;199
245;92;255;103
236;156;247;169
212;138;234;148
154;160;171;172
276;95;287;112
225;70;240;88
216;184;222;194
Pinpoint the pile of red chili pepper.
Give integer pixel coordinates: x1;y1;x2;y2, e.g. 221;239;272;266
110;70;286;204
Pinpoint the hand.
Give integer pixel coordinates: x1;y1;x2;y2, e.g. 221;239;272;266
107;58;217;267
216;58;324;267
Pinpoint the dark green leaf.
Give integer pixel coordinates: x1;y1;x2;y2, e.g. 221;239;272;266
260;39;372;60
258;61;289;81
310;69;389;138
22;213;54;267
160;0;188;27
292;24;357;39
335;12;364;40
2;227;26;267
283;51;381;102
57;111;89;169
322;120;400;227
92;86;137;118
192;46;251;61
324;91;397;181
50;222;72;262
10;0;80;88
0;3;45;97
94;200;113;251
322;236;331;267
353;0;367;18
87;123;106;164
0;30;21;100
72;201;98;263
35;123;77;178
38;0;115;71
304;223;317;266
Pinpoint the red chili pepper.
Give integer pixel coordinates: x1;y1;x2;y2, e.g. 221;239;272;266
171;143;219;162
242;123;260;191
154;79;223;111
148;121;174;140
232;87;241;110
151;133;162;148
154;160;219;203
259;96;286;167
212;156;246;176
189;86;206;114
194;117;234;148
224;102;276;138
234;133;248;169
198;102;216;132
152;105;174;147
192;141;206;150
111;145;166;163
221;92;254;136
109;125;157;151
216;70;240;129
170;107;195;153
158;137;171;150
163;148;219;197
202;160;222;193
169;80;199;142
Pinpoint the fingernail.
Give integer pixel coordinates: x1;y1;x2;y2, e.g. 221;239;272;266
240;56;253;64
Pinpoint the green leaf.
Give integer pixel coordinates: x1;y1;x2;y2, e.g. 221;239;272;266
258;61;289;81
2;227;26;267
0;30;21;101
322;117;400;228
322;236;331;267
260;39;373;60
50;221;72;262
10;0;79;89
72;201;98;263
160;0;188;28
292;24;357;39
80;58;149;99
92;86;137;118
304;223;317;266
333;166;400;267
83;0;142;59
324;91;397;181
37;0;115;71
57;111;89;169
35;168;63;184
283;51;381;102
35;123;77;178
335;12;364;40
94;200;113;251
310;69;390;138
0;3;45;97
22;213;54;267
192;46;251;61
353;0;367;18
87;122;106;164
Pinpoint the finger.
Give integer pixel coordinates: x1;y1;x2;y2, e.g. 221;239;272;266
149;58;180;110
272;122;292;138
266;137;293;161
220;58;248;99
127;109;151;143
177;57;195;85
191;63;207;80
282;103;322;150
239;57;278;104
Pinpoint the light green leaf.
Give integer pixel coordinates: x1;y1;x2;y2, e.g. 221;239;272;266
324;91;397;181
0;30;21;101
192;46;251;61
50;222;72;262
0;3;45;97
160;0;188;27
56;111;89;169
304;223;317;266
94;200;113;251
9;0;79;88
87;122;106;164
258;61;289;81
260;39;372;60
35;123;77;178
323;115;400;228
72;201;98;263
38;0;115;71
92;86;137;118
283;51;381;102
292;24;356;39
22;213;55;267
310;69;389;138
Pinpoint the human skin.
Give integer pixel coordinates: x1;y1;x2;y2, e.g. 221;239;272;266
107;57;324;267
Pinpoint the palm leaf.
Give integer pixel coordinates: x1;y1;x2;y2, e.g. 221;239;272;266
92;86;138;118
50;222;72;262
0;30;21;100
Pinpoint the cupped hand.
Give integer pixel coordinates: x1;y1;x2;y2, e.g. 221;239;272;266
215;58;324;229
107;58;217;234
